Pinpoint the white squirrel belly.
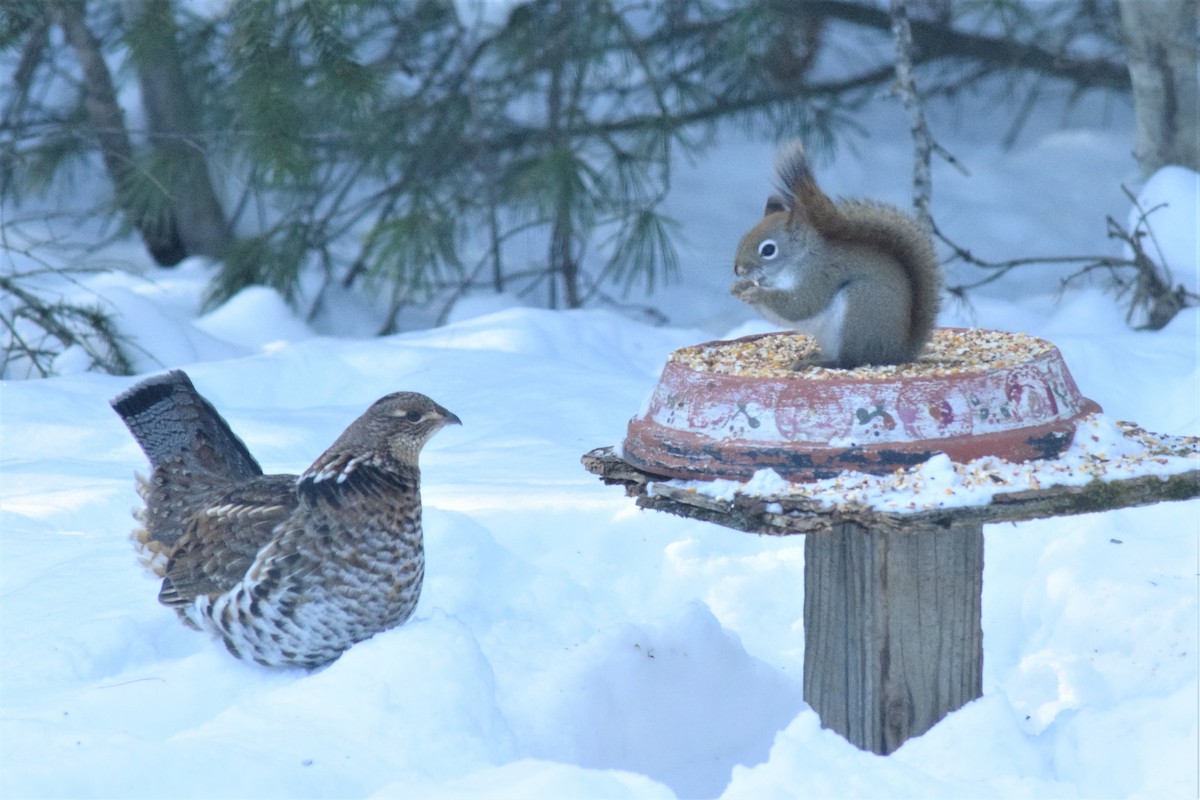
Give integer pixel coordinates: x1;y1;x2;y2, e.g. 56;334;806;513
756;287;848;360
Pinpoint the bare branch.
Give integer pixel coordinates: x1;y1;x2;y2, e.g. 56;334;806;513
939;193;1197;330
804;0;1130;92
889;0;933;230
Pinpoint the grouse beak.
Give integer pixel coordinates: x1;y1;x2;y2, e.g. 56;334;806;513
438;408;462;427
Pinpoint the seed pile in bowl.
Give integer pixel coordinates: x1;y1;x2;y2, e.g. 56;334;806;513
671;329;1055;380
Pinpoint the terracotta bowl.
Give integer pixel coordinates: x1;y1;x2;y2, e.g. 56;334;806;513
622;329;1102;482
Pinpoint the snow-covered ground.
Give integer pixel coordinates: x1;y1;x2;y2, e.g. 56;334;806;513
2;93;1198;798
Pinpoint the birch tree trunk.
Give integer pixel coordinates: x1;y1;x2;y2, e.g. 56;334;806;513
1117;0;1200;176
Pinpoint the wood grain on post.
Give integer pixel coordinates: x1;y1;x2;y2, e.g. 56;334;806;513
803;520;983;754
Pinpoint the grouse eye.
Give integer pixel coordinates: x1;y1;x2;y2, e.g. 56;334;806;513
404;410;424;423
758;239;778;259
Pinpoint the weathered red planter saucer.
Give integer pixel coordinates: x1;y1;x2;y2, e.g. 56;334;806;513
623;328;1102;482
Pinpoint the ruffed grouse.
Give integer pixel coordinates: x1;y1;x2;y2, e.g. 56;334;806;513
111;370;460;668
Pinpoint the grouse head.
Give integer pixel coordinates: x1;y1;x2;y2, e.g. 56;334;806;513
371;392;462;464
303;392;461;483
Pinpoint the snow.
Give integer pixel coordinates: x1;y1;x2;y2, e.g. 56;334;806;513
3;97;1200;798
666;415;1199;514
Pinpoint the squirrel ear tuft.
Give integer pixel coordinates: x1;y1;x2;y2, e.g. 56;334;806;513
764;194;788;216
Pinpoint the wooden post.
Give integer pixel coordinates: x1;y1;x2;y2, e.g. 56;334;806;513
803;520;984;754
582;446;1199;753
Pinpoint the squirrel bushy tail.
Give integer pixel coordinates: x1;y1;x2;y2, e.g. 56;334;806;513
775;141;941;360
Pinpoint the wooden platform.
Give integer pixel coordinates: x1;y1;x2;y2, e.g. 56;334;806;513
583;447;1200;535
582;446;1200;754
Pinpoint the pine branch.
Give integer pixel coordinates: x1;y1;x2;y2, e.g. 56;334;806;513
0;270;135;377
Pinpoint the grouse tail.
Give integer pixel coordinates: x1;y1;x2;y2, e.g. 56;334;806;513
111;370;262;480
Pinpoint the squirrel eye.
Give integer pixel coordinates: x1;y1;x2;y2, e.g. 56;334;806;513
404;410;424;423
758;239;778;259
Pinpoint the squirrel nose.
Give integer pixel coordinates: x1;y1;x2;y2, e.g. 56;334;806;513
734;261;749;277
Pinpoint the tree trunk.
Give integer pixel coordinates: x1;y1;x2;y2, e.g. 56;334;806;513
1117;0;1200;177
123;0;232;258
54;0;187;265
549;204;577;309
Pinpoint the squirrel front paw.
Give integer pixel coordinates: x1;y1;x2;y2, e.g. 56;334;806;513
731;278;761;302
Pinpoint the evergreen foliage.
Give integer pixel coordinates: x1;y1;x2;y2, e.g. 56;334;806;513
2;0;1134;350
0;226;135;378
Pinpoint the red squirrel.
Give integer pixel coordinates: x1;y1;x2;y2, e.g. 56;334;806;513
732;142;941;368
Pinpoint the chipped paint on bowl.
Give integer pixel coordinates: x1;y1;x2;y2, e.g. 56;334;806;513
622;329;1102;482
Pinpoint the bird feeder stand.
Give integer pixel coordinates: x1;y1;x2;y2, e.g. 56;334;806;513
582;330;1200;755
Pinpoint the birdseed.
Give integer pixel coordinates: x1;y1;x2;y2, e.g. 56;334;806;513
671;328;1055;379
